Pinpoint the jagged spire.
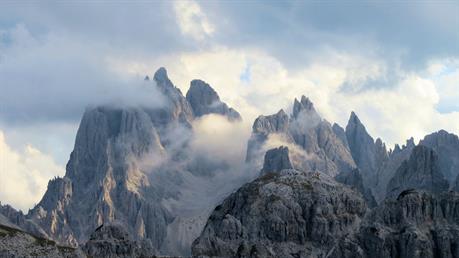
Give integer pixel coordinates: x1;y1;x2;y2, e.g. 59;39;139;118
292;95;316;119
186;79;241;121
153;67;169;82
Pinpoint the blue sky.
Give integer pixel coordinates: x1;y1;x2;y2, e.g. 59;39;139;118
0;1;458;210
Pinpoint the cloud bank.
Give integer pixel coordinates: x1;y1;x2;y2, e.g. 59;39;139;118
0;0;458;210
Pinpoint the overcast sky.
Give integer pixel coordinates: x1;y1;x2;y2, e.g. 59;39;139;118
0;1;458;211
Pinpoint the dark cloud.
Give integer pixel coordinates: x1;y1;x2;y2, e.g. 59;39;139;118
0;1;457;126
202;1;459;70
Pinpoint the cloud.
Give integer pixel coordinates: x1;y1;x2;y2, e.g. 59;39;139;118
111;47;458;148
0;130;64;212
190;114;250;165
173;0;215;41
0;24;167;125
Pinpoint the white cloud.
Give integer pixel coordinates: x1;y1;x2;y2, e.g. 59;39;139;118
173;0;215;41
109;47;459;149
190;114;250;164
0;130;64;212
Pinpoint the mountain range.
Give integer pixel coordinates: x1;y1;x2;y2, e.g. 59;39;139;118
1;67;459;258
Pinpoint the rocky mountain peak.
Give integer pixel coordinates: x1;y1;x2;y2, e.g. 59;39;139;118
261;146;293;175
292;95;316;119
186;79;241;121
153;67;169;83
252;109;289;134
419;130;459;183
345;111;381;183
386;145;449;198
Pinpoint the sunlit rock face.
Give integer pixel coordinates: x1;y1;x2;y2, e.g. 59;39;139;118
386;145;449;199
14;67;245;256
246;96;356;177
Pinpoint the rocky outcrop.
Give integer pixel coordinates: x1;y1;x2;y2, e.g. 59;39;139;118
186;79;241;121
246;96;356;177
245;109;290;163
192;169;367;257
345;112;388;187
261;146;293;175
420;130;459;184
386;145;449;199
82;223;155;258
335;169;377;207
0;224;83;258
330;190;459;258
0;203;49;240
373;138;416;202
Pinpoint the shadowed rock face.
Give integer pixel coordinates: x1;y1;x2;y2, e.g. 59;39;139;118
331;190;459;258
261;146;293;175
373;138;416;202
192;169;367;258
386;145;449;199
82;223;156;257
186;79;241;121
0;224;84;258
246;96;356;177
420;130;459;184
335;169;377;207
345;112;388;187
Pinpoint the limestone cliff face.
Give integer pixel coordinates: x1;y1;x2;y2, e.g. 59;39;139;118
373;138;416;202
186;79;241;121
246;96;356;177
335;169;377;207
260;146;293;175
16;67;243;256
331;190;459;258
345;112;388;187
420;130;459;185
28;105;171;248
82;223;156;257
192;169;367;258
386;145;449;199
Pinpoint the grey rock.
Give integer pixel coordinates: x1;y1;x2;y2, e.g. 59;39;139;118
186;79;241;121
420;130;459;184
192;169;367;258
10;67;253;256
149;67;194;131
373;138;415;202
245;109;289;163
246;96;356;177
346;112;388;186
386;145;449;199
82;223;156;258
0;224;84;258
331;190;459;258
332;123;350;150
261;146;293;175
335;169;377;207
